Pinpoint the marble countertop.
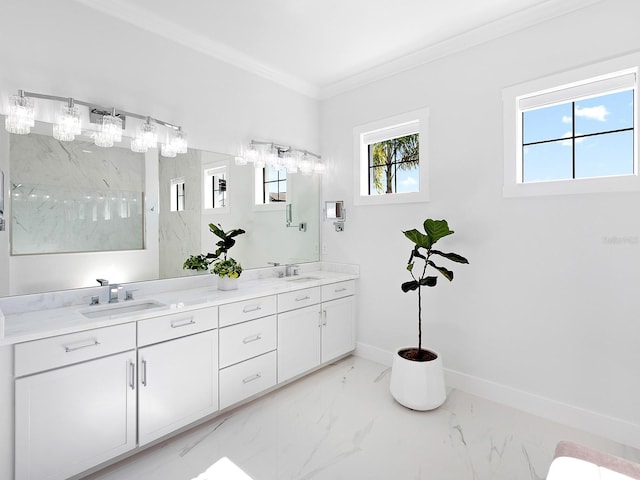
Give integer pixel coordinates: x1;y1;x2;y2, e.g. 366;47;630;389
0;268;358;346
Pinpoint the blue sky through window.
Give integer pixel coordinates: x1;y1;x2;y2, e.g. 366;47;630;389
522;89;634;182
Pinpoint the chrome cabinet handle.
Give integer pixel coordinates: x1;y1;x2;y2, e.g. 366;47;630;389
64;339;100;352
295;295;310;302
242;373;262;384
141;359;148;386
128;361;136;390
171;318;195;328
242;305;262;313
334;287;348;293
242;334;262;344
322;310;327;326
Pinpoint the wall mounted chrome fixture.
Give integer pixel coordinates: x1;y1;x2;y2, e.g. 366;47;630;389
235;139;324;175
325;200;346;232
4;90;188;157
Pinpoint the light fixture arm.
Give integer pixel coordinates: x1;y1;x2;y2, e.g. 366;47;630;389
15;90;183;131
249;139;321;160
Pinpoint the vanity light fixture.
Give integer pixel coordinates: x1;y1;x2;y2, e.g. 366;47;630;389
4;89;188;157
235;140;324;175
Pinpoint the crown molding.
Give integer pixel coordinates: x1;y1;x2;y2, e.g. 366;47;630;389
73;0;603;101
71;0;320;99
318;0;605;99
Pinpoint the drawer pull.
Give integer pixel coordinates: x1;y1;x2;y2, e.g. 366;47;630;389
242;305;262;313
64;339;100;352
334;287;348;293
242;373;262;384
242;334;262;344
295;295;311;302
141;359;148;386
322;310;327;326
128;361;136;390
171;318;195;328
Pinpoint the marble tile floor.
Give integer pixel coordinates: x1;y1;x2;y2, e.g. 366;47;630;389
83;356;640;480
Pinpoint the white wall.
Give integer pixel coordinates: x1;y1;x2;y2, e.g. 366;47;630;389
320;0;640;448
0;0;319;297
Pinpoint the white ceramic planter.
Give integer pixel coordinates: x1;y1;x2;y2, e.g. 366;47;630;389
217;276;239;291
389;347;446;411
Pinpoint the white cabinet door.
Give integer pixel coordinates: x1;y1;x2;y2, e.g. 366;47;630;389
15;351;136;480
277;304;321;383
138;330;218;446
321;296;355;362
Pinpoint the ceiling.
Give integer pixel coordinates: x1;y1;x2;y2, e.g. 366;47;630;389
74;0;601;99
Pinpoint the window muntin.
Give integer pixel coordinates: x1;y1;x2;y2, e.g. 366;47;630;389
521;89;634;183
170;178;185;212
367;133;419;195
257;166;286;204
204;166;228;209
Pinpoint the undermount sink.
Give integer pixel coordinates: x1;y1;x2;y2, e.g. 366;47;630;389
285;276;321;283
81;300;166;319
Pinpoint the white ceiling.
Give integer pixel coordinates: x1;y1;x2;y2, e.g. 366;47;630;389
74;0;602;98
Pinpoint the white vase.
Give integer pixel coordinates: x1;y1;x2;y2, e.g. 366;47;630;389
389;347;446;411
217;276;239;291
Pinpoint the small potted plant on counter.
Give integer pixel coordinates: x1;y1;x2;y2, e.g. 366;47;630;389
183;223;246;290
390;218;469;410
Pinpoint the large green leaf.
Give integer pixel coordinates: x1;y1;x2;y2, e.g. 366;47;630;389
431;249;469;264
403;229;432;249
428;261;454;281
424;219;453;245
401;276;437;292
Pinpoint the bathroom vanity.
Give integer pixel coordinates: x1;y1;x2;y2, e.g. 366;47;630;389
0;265;357;480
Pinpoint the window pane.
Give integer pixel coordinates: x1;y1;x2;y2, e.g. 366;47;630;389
575;90;634;136
267;181;286;203
523;140;572;182
523;102;573;144
264;165;280;182
575;130;634;178
396;163;419;193
369;165;393;195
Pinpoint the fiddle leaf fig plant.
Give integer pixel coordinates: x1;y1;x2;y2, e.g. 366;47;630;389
183;223;246;277
401;219;469;361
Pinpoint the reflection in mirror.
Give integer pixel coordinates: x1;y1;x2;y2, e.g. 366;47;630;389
10;131;145;255
0;119;320;296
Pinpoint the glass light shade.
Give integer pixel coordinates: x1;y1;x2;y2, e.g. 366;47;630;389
234;155;248;166
172;128;188;154
53;104;81;142
245;145;259;163
137;121;158;149
298;155;314;176
161;142;177;158
130;137;148;153
283;151;300;173
100;113;122;143
313;161;326;175
5;93;35;135
93;131;114;148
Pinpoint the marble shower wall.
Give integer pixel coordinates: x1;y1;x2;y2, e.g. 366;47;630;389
10;132;144;254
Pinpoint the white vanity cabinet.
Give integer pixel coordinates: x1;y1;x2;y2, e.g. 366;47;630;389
277;281;355;384
218;296;277;409
14;323;137;480
136;307;219;446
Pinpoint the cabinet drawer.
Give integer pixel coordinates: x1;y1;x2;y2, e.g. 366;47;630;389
138;307;218;347
321;280;355;302
15;323;136;377
219;351;276;410
278;287;320;313
219;315;276;368
219;295;276;327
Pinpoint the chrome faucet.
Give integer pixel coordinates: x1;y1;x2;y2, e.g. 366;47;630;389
285;264;299;277
108;284;121;303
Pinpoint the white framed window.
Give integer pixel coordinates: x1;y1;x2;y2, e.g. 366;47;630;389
503;53;639;197
204;164;228;212
170;177;185;212
254;165;287;206
353;108;429;206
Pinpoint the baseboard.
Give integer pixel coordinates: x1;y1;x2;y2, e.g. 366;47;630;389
355;341;640;450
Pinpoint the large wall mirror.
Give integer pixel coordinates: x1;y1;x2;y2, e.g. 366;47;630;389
1;121;320;296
